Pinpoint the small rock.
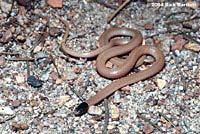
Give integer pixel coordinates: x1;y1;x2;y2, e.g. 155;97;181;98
106;61;113;68
16;35;26;42
10;26;16;33
143;123;154;134
156;79;167;90
144;22;153;30
47;0;63;8
170;59;175;64
171;35;187;50
27;75;43;88
58;95;70;107
0;1;12;13
113;91;121;104
196;78;200;84
56;78;62;85
183;23;192;29
49;27;62;37
11;100;21;108
15;75;25;84
0;29;12;43
145;84;153;91
107;124;115;130
0;106;15;115
88;106;103;115
110;104;119;120
12;122;29;131
116;18;123;25
184;42;200;52
33;46;42;53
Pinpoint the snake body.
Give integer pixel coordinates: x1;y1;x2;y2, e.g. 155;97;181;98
60;27;165;116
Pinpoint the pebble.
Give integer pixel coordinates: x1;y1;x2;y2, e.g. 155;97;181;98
144;22;153;30
88;106;103;115
113;91;121;104
27;75;43;88
11;100;21;108
110;104;120;120
0;29;12;43
33;46;42;53
16;35;26;42
0;106;15;115
58;95;70;107
107;124;115;130
171;35;187;50
105;61;113;68
196;79;200;84
0;1;12;13
12;122;29;131
184;42;200;52
156;79;167;90
47;0;63;8
49;27;62;37
0;1;199;134
15;75;25;84
143;123;154;134
144;84;153;91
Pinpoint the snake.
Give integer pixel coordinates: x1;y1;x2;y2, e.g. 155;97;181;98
57;17;165;116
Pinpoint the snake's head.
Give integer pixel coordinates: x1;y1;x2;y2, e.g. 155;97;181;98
74;102;89;116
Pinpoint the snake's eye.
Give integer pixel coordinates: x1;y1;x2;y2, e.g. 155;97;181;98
74;102;89;116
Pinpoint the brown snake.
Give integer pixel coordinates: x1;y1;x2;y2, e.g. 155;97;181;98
58;17;165;116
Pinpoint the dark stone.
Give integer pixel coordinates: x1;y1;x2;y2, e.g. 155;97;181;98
74;102;89;116
27;75;42;88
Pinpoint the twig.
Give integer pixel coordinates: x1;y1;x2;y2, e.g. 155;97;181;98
26;60;30;77
102;99;109;134
107;0;131;23
69;85;85;102
5;56;49;62
0;114;16;124
158;112;176;128
49;54;61;78
164;11;189;20
165;13;200;24
30;16;49;56
137;113;165;133
0;52;20;56
5;57;35;61
53;14;86;102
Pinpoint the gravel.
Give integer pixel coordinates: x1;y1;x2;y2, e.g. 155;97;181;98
0;0;199;134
